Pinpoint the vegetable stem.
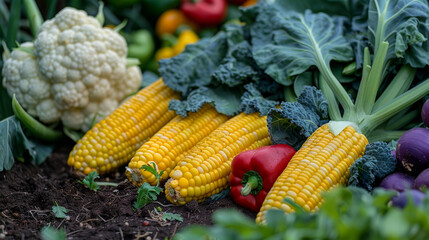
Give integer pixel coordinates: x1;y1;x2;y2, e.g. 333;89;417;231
241;175;259;196
360;79;429;135
373;65;416;111
96;182;119;187
12;95;63;141
5;0;21;50
355;47;371;115
319;73;341;121
23;0;43;37
359;41;389;115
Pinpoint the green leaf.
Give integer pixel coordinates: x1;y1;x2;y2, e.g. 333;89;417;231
5;0;20;50
368;0;429;68
52;201;68;219
161;211;183;222
78;171;100;191
168;86;242;117
0;116;55;172
249;5;354;114
133;182;162;209
40;226;66;240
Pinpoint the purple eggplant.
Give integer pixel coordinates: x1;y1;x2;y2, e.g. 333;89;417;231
379;172;415;192
396;128;429;175
422;99;429;127
414;168;429;190
391;189;425;208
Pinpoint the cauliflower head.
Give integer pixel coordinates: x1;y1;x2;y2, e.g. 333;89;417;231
2;7;141;132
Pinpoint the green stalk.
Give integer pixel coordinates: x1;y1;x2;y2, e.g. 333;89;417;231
355;47;371;115
23;0;43;37
384;108;418;131
317;58;355;120
319;73;341;121
241;175;259;196
96;1;104;26
12;95;63;141
360;78;429;135
358;41;389;115
373;64;416;111
367;129;406;142
46;0;58;19
5;0;21;50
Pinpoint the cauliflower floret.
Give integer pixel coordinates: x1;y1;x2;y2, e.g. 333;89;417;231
2;7;141;132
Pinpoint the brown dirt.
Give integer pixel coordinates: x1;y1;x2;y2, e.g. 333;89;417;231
0;138;256;239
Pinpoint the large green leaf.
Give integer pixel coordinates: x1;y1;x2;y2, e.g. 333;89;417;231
368;0;429;67
250;5;354;84
0;116;55;172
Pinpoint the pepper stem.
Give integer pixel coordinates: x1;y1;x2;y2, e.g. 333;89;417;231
241;175;259;196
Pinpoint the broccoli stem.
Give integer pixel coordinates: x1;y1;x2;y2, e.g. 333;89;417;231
319;73;341;121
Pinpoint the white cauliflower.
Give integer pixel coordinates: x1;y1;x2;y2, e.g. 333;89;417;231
2;7;141;132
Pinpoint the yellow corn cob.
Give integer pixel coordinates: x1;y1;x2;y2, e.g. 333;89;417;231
125;104;230;187
256;123;368;223
67;79;180;175
165;112;272;205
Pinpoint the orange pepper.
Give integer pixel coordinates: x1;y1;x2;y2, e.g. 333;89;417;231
155;9;197;36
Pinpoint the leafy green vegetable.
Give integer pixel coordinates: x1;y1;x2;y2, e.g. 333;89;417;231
0;116;55;172
52;201;68;219
133;163;165;209
240;84;279;116
169;86;241;117
159;23;281;116
40;226;66;240
175;187;429;240
349;141;396;191
267;86;328;150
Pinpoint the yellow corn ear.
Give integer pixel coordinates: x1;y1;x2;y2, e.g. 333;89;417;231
67;79;179;175
256;124;368;223
165;112;272;205
125;104;230;187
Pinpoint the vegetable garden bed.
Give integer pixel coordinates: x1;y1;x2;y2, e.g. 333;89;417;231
0;138;255;239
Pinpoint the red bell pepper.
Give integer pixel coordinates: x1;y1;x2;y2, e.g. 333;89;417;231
229;144;296;212
180;0;227;27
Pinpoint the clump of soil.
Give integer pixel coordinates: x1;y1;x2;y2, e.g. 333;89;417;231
0;138;256;239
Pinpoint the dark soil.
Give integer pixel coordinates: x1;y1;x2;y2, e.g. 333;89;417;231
0;138;256;239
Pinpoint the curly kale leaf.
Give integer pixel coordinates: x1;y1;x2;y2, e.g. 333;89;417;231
240;84;279;116
348;141;396;191
348;155;378;191
158;32;228;94
169;86;241;117
363;141;396;179
267;86;328;150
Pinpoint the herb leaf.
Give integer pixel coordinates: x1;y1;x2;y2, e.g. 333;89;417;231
52;201;68;219
78;171;100;192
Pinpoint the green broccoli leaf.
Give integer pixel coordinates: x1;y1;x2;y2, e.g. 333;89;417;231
240;84;279;116
0;116;55;172
168;86;241;117
267;86;328;150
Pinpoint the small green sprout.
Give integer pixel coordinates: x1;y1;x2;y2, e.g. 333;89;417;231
133;162;165;209
78;171;119;192
52;201;68;219
154;208;183;222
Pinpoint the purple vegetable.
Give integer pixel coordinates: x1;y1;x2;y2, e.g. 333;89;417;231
391;189;425;208
422;99;429;127
396;128;429;175
414;168;429;190
379;172;415;192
